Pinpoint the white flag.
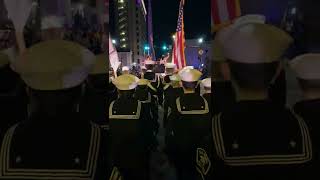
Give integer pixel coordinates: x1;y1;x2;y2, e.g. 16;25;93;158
4;0;33;32
109;35;121;71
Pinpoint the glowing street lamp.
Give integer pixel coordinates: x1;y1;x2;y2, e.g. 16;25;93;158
198;37;204;44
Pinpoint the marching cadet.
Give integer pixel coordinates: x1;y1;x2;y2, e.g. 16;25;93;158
80;53;109;130
291;54;320;176
0;12;120;179
109;74;151;179
144;58;161;104
194;23;312;180
121;66;130;75
163;62;176;85
201;78;212;113
163;74;183;128
165;68;211;180
135;78;159;145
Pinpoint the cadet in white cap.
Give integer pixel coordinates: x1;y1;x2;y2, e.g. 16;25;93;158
166;68;211;180
135;78;159;139
122;66;130;74
0;4;116;178
194;23;312;180
291;54;320;171
162;74;183;128
163;63;177;85
109;74;151;179
144;58;161;105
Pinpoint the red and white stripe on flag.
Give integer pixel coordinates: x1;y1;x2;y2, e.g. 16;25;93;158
211;0;241;32
173;0;186;70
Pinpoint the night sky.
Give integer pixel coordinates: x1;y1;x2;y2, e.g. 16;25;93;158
152;0;211;48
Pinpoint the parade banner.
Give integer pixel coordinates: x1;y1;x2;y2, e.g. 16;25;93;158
173;0;186;69
211;0;241;32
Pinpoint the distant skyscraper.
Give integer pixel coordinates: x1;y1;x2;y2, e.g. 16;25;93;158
113;0;147;64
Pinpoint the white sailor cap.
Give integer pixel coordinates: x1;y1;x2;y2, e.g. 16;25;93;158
169;74;181;82
221;23;293;64
179;69;202;82
165;63;176;69
201;78;211;88
112;74;139;90
122;66;129;71
290;53;320;80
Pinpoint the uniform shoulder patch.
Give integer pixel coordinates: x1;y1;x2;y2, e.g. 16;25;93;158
196;148;211;176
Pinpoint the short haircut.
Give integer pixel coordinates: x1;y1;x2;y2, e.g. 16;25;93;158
145;64;154;70
164;76;171;83
228;60;279;90
118;89;135;97
166;68;174;74
182;81;198;90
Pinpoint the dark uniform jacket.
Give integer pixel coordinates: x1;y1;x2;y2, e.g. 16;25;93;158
80;80;109;130
108;82;118;107
135;85;159;136
212;81;236;115
294;99;320;177
109;96;152;179
194;100;313;180
166;93;211;179
144;71;162;104
0;113;112;180
162;85;183;127
0;65;28;140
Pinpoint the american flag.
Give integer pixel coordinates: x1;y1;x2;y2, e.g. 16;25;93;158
211;0;241;32
173;0;186;69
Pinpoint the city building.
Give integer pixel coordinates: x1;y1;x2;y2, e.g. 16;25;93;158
185;39;212;71
113;0;147;64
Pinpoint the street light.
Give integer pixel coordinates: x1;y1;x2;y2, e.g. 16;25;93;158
162;45;168;51
144;45;150;56
198;38;204;44
144;45;150;50
112;39;117;44
172;35;176;40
